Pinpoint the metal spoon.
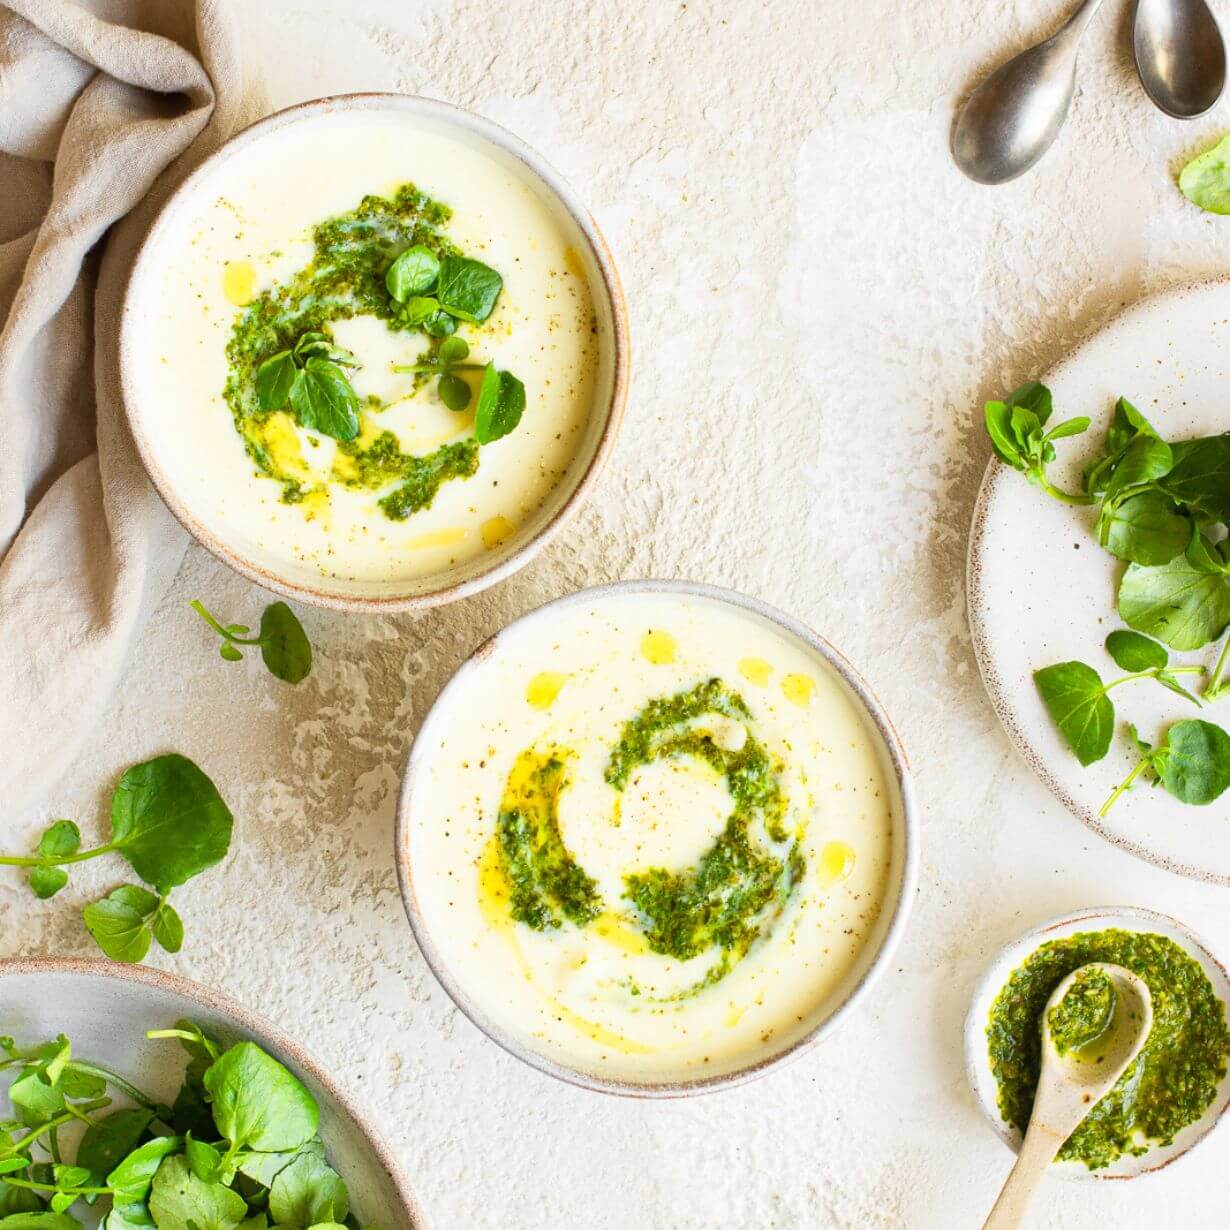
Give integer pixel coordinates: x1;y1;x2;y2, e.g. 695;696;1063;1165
953;0;1105;185
1134;0;1226;119
981;963;1153;1229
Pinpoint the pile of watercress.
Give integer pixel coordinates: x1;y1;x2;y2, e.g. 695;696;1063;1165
190;602;311;685
0;1022;374;1230
985;383;1230;811
0;757;233;963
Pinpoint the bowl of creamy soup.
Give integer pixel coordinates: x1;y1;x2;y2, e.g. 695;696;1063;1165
121;94;627;609
397;581;917;1094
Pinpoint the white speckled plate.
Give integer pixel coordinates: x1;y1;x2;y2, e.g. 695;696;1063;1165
968;278;1230;884
965;907;1230;1180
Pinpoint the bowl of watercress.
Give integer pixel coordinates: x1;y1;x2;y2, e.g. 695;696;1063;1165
0;959;426;1230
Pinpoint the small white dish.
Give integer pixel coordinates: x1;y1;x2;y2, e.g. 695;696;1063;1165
968;277;1230;883
0;957;427;1226
964;906;1230;1179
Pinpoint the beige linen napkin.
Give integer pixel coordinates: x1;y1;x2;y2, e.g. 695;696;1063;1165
0;0;261;811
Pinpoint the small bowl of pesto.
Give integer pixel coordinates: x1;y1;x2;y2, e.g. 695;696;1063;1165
396;580;918;1095
121;94;628;610
966;906;1230;1177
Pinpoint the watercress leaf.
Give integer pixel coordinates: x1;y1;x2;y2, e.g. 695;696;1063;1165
1087;397;1161;494
203;1044;318;1153
420;310;456;339
1187;531;1230;575
183;1138;221;1185
78;1110;153;1192
1156;719;1230;804
42;1037;71;1087
37;822;80;861
1155;671;1203;706
1103;435;1175;502
1033;662;1114;766
237;1216;267;1230
258;604;311;685
436;336;469;365
384;247;440;302
1105;629;1168;672
1100;490;1192;566
57;1069;105;1100
984;401;1023;468
473;365;526;445
1119;555;1230;651
1044;415;1090;442
293;334;356;369
29;868;68;901
398;297;441;327
1005;380;1052;426
0;1159;31;1176
52;1167;90;1191
218;645;244;663
1179;134;1230;214
292;333;328;358
237;1142;324;1191
434;255;502;323
254;354;298;413
0;1187;44;1216
109;755;233;891
106;1202;155;1230
107;1138;183;1204
8;1071;65;1127
148;1154;246;1230
268;1153;348;1229
0;1215;83;1230
1007;405;1044;458
287;360;359;443
1158;436;1230;522
437;372;471;413
153;902;184;955
83;888;158;964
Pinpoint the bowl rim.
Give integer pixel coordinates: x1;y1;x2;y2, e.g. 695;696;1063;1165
393;577;920;1097
962;904;1230;1181
119;91;630;612
0;955;429;1226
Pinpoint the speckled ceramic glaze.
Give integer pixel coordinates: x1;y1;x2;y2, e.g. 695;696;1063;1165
967;278;1230;884
964;906;1230;1180
394;579;918;1097
0;959;428;1227
120;92;628;612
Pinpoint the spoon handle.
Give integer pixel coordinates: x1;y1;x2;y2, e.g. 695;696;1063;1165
981;1123;1062;1230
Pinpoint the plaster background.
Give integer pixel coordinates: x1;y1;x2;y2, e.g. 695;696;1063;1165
5;0;1230;1224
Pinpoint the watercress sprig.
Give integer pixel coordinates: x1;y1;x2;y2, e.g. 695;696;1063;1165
1100;719;1230;815
190;601;311;685
1034;631;1205;765
984;381;1093;505
0;756;232;963
385;246;503;332
254;332;360;442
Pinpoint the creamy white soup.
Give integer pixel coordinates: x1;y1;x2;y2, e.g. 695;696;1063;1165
129;110;607;591
406;591;900;1084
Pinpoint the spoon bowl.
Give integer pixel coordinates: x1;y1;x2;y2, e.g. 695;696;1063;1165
1134;0;1226;119
983;964;1152;1228
953;0;1105;184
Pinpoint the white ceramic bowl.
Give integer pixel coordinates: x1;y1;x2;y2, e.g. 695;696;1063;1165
0;958;427;1225
395;579;918;1096
121;93;628;611
965;906;1230;1179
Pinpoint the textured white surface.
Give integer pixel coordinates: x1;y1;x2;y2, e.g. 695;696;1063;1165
5;0;1230;1225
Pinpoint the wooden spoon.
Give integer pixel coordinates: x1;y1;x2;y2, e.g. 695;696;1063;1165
982;962;1153;1229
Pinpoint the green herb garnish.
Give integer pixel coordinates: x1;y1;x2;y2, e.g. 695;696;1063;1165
0;756;232;963
1034;632;1204;765
254;332;360;442
1100;718;1230;814
0;1025;373;1230
190;601;311;685
1179;133;1230;214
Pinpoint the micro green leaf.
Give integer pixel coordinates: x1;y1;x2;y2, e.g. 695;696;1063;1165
384;246;440;302
1105;630;1168;673
1034;662;1114;766
474;364;526;445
